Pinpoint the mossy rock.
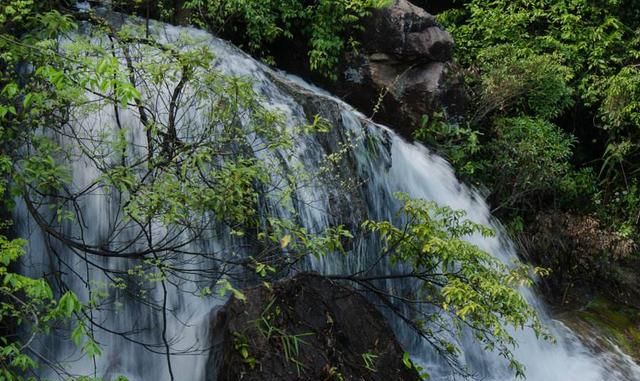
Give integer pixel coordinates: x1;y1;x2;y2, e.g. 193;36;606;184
561;296;640;361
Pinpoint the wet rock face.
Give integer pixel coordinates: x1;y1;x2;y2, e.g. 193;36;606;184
207;273;421;381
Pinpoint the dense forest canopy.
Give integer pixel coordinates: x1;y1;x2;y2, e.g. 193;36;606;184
0;0;639;380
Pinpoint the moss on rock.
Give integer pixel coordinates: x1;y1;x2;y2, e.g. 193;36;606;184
561;297;640;362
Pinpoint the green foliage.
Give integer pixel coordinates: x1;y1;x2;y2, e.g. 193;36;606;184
482;117;575;212
414;9;579;218
599;66;640;194
0;4;126;378
431;0;640;234
472;47;574;121
442;0;640;93
263;217;354;260
362;194;551;378
602;66;640;133
592;181;640;238
0;2;553;379
402;352;429;380
415;114;576;215
185;0;391;78
0;233;96;380
414;113;482;178
232;331;257;368
361;350;378;372
216;279;247;302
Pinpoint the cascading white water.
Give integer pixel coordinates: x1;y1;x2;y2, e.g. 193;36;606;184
13;15;640;381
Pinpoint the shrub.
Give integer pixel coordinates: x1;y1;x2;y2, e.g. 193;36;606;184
482;117;575;213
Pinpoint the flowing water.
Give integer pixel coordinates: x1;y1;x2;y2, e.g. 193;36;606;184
13;15;640;381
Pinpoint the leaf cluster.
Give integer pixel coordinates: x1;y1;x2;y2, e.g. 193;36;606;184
359;194;551;378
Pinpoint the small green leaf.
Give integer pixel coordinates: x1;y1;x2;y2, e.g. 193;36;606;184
280;234;291;249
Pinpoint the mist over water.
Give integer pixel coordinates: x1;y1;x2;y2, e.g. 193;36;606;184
14;19;640;381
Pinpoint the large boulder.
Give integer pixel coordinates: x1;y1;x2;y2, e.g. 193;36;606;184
272;0;465;139
207;273;421;381
344;0;465;137
361;0;451;61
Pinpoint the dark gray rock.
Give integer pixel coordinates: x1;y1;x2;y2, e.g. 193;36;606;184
271;0;466;139
207;273;421;381
362;0;452;62
342;0;461;136
410;0;463;15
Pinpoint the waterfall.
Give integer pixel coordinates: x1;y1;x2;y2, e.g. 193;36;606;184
13;16;640;381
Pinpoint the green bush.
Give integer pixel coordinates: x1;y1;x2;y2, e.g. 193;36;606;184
472;46;574;122
482;117;575;213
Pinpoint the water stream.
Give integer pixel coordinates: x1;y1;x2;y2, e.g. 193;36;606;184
14;17;640;381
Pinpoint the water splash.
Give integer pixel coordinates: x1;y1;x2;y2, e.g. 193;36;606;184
13;17;640;381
